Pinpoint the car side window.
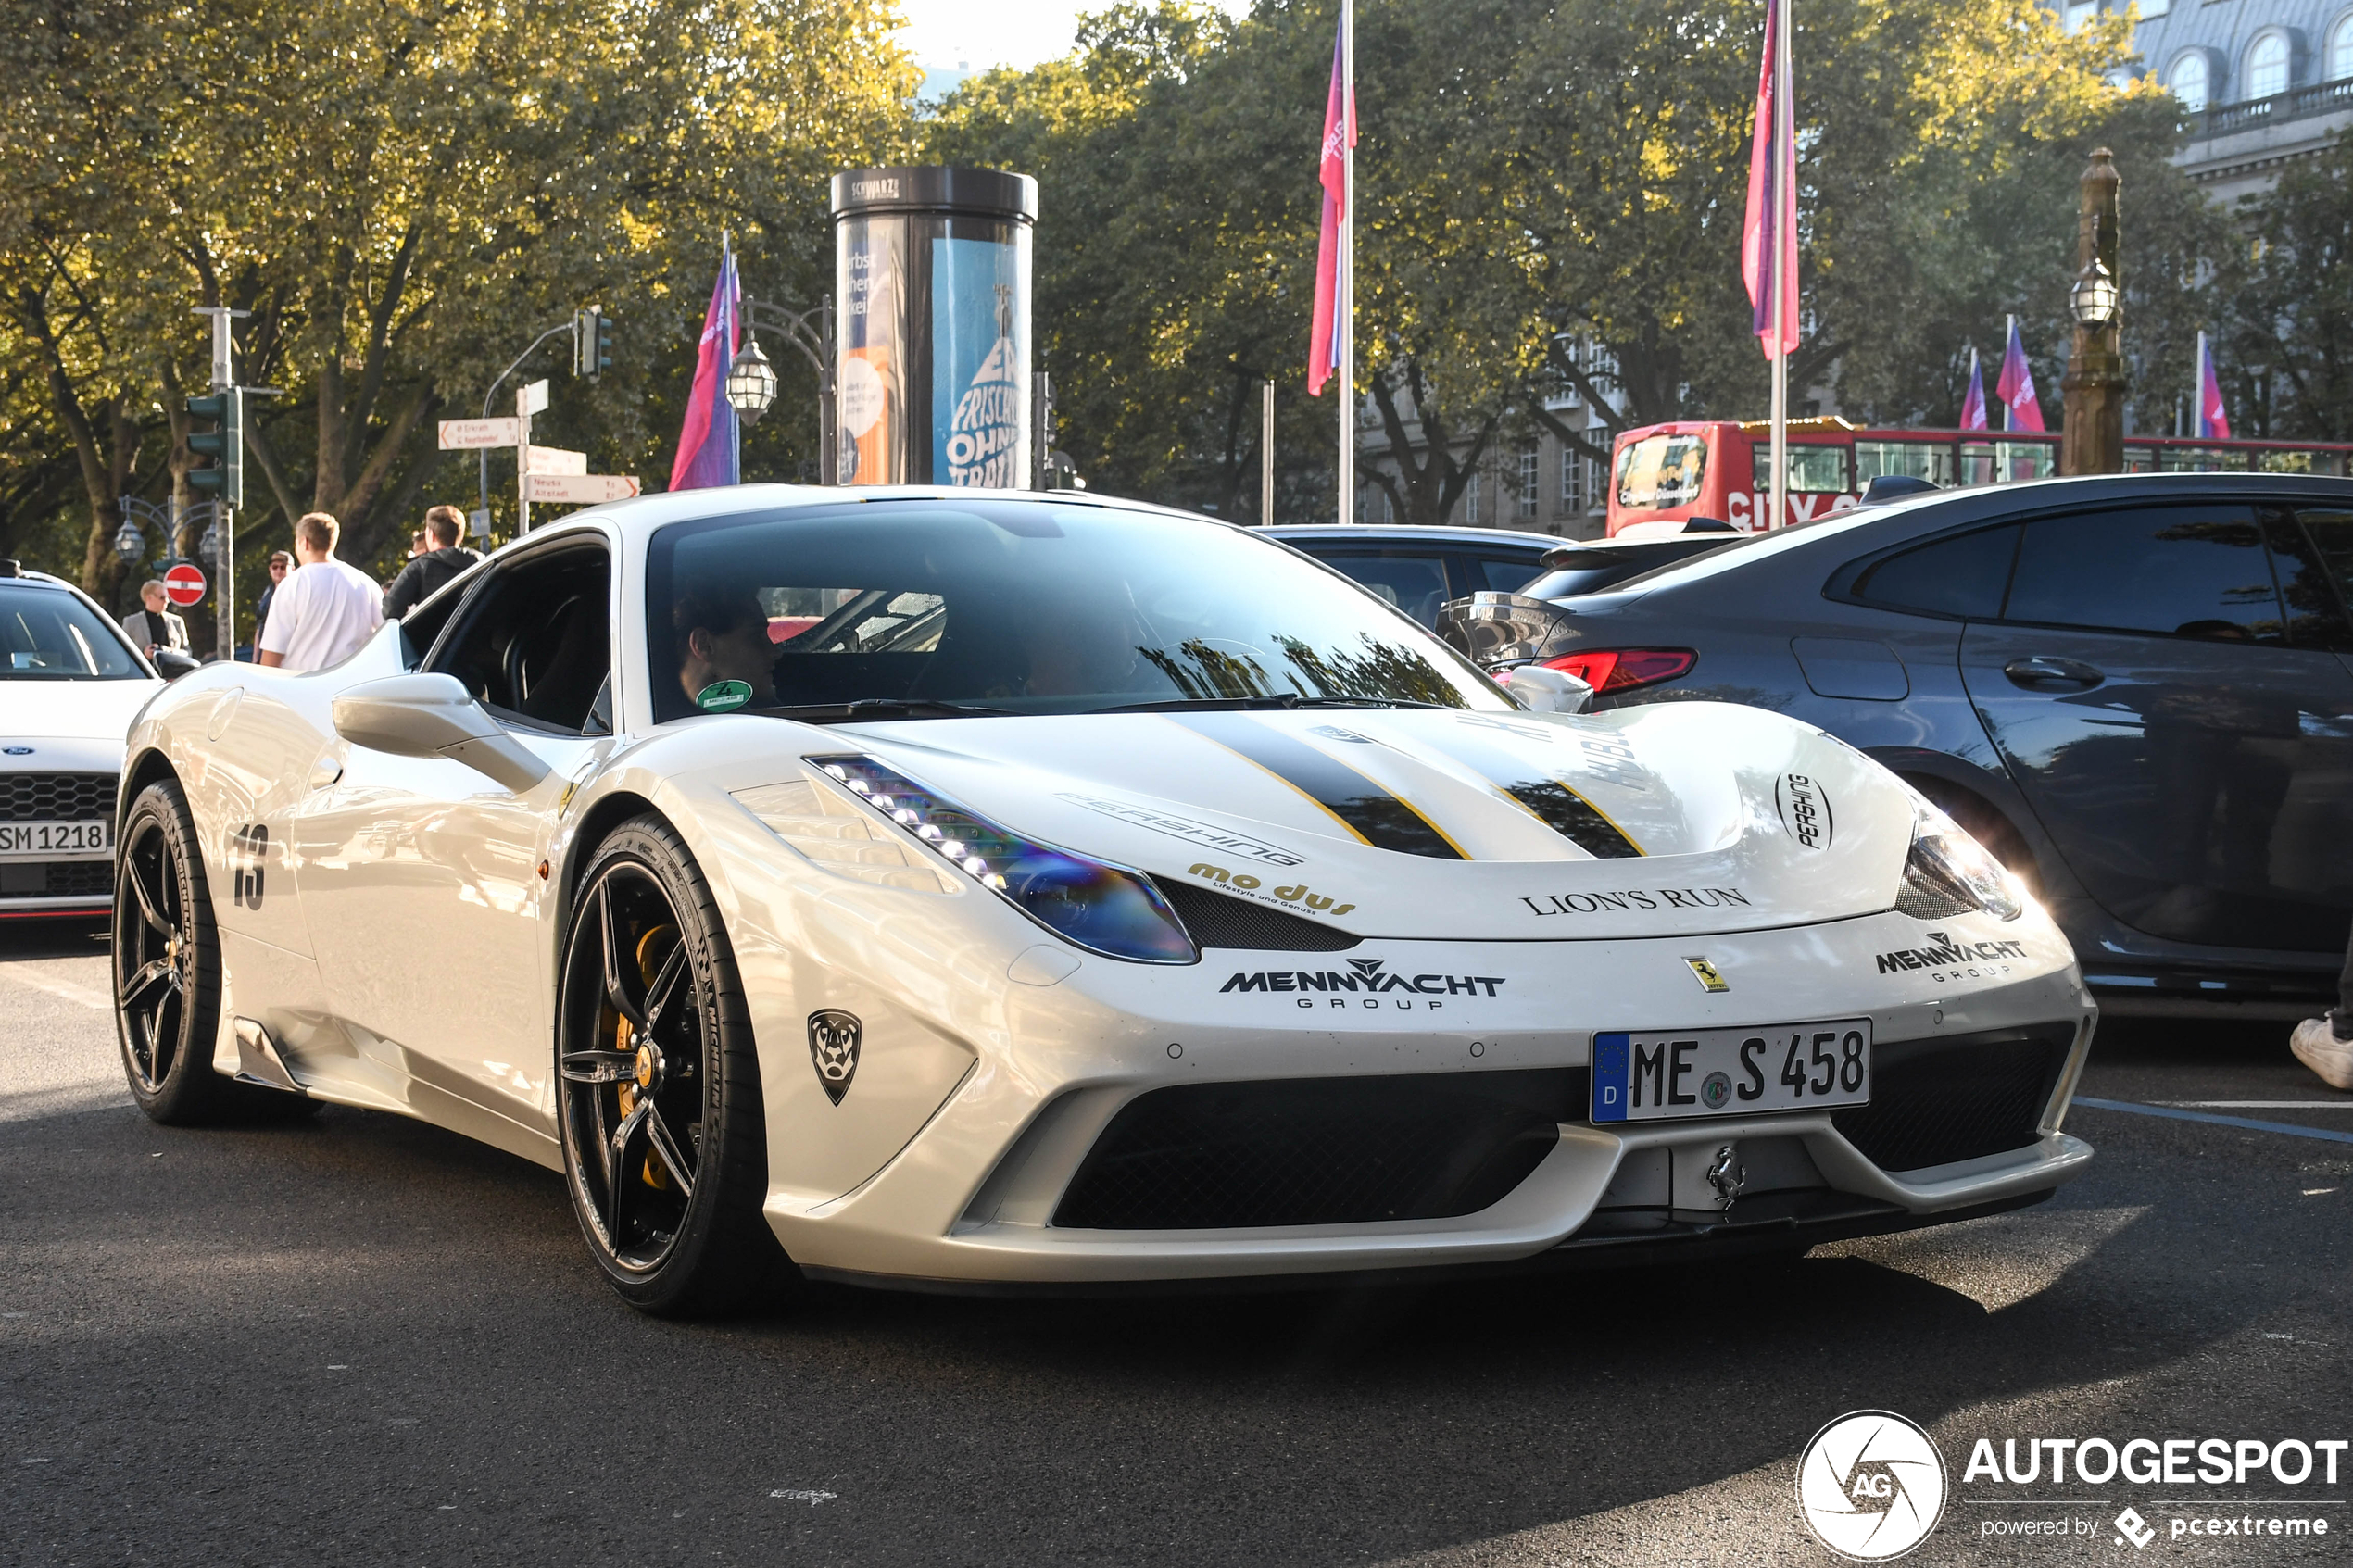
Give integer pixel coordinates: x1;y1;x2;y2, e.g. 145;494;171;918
2001;504;2284;642
1314;551;1453;627
427;543;612;734
1846;524;2020;620
1465;554;1547;595
2269;509;2353;648
2295;508;2353;641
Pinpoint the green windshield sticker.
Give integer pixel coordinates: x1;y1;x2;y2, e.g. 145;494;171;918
697;680;753;713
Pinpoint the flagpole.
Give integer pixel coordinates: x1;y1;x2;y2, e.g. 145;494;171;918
1768;0;1791;532
1338;0;1355;526
2194;329;2206;439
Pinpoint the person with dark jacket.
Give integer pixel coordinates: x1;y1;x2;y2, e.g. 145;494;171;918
384;505;482;619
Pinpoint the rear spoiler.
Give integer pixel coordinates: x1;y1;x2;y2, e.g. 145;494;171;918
1437;592;1577;671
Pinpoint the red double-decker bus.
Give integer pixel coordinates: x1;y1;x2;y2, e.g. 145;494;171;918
1604;418;2353;535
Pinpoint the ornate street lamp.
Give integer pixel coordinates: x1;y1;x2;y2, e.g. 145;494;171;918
114;517;146;568
2060;148;2126;476
724;334;779;423
2070;257;2120;329
722;295;836;482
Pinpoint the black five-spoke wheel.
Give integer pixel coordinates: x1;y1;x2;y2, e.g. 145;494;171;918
557;816;786;1315
113;779;241;1123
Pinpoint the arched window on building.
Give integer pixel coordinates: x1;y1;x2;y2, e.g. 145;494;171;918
2331;15;2353;81
2247;33;2290;100
2171;52;2210;112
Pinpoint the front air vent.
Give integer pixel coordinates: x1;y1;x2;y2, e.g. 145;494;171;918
1156;881;1361;951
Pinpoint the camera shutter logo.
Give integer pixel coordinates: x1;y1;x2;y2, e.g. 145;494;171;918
807;1010;862;1105
1795;1410;1946;1561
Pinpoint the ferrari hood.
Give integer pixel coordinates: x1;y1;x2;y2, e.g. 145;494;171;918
810;702;1913;943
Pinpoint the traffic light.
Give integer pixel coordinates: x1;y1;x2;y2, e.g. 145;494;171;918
185;388;245;508
574;307;614;378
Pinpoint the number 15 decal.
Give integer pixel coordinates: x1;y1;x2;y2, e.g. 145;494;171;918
230;823;269;910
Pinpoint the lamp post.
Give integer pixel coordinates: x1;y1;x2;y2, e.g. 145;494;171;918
2060;147;2125;476
726;295;836;483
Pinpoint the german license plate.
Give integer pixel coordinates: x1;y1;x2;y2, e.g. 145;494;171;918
0;820;111;859
1591;1020;1871;1123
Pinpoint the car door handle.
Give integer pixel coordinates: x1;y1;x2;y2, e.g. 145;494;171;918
2001;656;2105;691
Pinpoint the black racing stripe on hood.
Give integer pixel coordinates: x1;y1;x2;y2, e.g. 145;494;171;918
1165;714;1468;859
1403;727;1646;859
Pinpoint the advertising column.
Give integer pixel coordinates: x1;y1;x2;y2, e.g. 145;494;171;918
831;167;1038;487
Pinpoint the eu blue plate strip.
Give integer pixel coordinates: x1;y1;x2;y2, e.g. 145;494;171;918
1592;1033;1629;1123
2071;1097;2353;1147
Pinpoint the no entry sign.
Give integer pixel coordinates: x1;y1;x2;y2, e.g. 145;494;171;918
163;562;207;607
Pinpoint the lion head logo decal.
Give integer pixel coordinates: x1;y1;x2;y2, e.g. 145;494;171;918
807;1010;862;1105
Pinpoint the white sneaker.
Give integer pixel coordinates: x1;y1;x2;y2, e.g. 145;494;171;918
2290;1017;2353;1092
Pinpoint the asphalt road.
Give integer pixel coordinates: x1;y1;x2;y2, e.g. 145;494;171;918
5;918;2349;1567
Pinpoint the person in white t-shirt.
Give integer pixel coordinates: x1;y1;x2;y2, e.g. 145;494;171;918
257;512;384;672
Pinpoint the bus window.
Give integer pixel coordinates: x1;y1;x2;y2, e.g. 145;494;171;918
1958;441;2052;484
2157;445;2252;473
1615;433;1706;509
1752;443;1851;494
1856;440;1956;488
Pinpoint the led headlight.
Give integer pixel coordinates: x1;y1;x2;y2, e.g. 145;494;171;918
809;755;1199;964
1895;796;2022;922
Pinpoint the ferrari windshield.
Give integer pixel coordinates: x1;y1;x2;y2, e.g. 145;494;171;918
643;500;1508;722
0;583;145;680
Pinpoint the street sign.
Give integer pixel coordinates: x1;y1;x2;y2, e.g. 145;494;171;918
523;473;639;504
525;445;588;476
518;379;549;417
438;418;522;450
468;508;491;542
162;562;207;607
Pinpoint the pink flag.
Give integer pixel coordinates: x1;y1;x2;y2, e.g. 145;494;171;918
2196;331;2232;440
1995;317;2044;433
1306;18;1353;396
1742;0;1798;359
1958;347;1987;431
670;238;741;490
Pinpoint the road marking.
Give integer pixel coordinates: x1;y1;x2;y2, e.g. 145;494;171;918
1;966;108;1010
2073;1097;2353;1146
2160;1100;2353;1110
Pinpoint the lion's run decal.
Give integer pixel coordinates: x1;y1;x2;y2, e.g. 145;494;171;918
807;1010;862;1105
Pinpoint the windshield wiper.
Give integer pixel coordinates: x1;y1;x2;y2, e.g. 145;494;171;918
1100;695;1453;713
758;698;1009;723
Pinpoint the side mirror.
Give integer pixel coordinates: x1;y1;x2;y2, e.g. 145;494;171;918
152;648;201;681
1503;663;1593;714
331;672;552;792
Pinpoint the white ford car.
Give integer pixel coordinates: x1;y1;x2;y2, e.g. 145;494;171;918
1;565;170;922
112;490;2095;1315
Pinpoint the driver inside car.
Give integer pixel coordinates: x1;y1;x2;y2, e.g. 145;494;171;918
673;588;777;708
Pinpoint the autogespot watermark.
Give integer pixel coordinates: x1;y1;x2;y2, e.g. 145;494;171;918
1799;1412;2348;1556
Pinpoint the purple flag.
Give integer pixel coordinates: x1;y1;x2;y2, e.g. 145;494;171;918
1958;347;1987;432
1994;317;2044;433
2196;331;2232;439
670;239;741;490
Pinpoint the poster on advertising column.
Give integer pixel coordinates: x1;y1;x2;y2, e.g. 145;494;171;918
838;216;907;484
931;235;1029;487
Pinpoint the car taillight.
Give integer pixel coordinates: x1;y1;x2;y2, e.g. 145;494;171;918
1539;648;1696;695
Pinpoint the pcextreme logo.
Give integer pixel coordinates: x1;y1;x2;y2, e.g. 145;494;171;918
1796;1411;1948;1561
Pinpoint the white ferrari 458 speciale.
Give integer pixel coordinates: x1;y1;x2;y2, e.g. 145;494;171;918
112;489;2095;1314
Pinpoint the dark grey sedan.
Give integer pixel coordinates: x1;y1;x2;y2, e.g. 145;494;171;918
1440;473;2353;1018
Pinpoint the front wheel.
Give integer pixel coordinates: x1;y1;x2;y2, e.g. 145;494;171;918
556;816;790;1317
114;778;246;1123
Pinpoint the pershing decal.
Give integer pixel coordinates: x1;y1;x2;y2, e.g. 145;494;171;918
1521;887;1751;916
1053;793;1306;868
1186;861;1355;918
1875;931;2029;977
808;1010;862;1104
1776;771;1833;850
1219;956;1504;1010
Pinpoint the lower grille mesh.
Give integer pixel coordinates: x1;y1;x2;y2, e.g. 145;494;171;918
1832;1028;2073;1173
0;860;112;899
1054;1069;1582;1229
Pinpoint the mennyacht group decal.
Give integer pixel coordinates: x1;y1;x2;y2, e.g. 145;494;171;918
1795;1410;2344;1559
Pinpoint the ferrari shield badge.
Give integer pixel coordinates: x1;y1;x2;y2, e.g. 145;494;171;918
697;679;754;712
1683;956;1730;994
808;1010;862;1104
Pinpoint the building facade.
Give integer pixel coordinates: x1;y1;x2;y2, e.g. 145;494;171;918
2108;0;2353;207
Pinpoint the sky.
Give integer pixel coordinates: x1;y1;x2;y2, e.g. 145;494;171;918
897;0;1097;76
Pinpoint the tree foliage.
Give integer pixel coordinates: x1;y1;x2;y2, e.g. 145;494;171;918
0;0;915;632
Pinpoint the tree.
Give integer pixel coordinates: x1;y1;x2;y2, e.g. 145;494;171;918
2220;131;2353;442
